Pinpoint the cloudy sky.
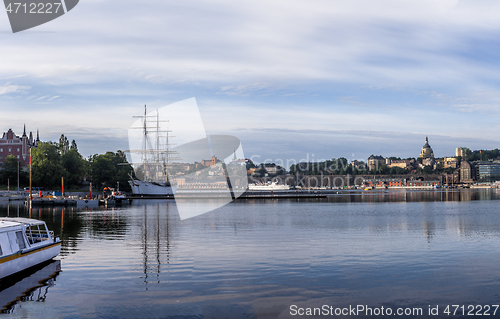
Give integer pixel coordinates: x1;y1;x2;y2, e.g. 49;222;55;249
1;0;500;165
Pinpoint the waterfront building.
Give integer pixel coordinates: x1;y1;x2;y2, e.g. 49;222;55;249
460;160;475;183
367;155;385;170
0;126;39;167
419;136;434;159
364;178;405;188
476;162;500;182
406;180;441;187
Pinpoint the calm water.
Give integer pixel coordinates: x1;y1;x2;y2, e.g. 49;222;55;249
2;189;500;318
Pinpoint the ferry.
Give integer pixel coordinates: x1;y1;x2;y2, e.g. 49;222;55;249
248;182;291;191
0;218;61;280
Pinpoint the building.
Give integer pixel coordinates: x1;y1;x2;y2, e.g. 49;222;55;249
435;157;459;169
387;159;412;169
476;162;500;182
419;136;434;159
201;156;221;167
364;178;404;188
0;126;39;167
460;160;475;183
442;157;458;169
367;155;385;171
456;147;465;158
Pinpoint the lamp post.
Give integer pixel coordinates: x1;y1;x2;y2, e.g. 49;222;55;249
29;148;32;204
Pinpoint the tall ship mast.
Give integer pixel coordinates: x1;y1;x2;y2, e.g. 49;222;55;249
127;105;179;197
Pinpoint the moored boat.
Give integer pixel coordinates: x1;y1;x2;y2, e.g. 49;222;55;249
248;181;291;191
0;218;61;280
126;105;179;197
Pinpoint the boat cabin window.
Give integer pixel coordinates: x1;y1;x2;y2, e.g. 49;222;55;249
15;231;26;249
25;224;51;244
0;244;3;256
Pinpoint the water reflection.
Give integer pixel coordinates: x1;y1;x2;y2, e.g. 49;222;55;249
0;190;500;318
321;188;500;203
0;260;61;314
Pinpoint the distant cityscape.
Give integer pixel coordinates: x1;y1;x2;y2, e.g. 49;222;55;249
1;126;499;189
245;136;500;187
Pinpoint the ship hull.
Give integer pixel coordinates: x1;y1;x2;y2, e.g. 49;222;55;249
128;179;178;196
1;243;61;280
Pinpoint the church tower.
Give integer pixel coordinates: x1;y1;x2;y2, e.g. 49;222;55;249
419;136;434;158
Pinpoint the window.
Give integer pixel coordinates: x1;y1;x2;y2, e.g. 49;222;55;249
16;231;26;249
8;148;11;152
17;148;19;152
0;148;2;152
0;244;2;256
17;155;19;159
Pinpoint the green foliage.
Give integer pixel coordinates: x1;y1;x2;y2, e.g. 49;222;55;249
1;154;27;186
62;149;86;186
58;134;70;155
465;149;500;162
89;151;132;191
32;142;67;188
70;139;78;151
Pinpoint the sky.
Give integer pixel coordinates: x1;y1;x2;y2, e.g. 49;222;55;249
1;0;500;166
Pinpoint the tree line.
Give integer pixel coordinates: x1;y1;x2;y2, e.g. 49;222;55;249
0;134;133;191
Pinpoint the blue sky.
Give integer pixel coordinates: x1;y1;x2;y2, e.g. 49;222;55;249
1;0;500;165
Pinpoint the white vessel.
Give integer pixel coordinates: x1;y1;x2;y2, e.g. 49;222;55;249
129;179;177;196
127;106;179;196
248;182;291;191
0;218;61;280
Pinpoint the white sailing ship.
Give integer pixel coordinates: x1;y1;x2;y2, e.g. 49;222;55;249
127;106;179;196
0;218;61;280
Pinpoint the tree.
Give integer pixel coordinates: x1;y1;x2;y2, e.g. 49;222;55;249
32;142;67;188
58;134;70;155
89;151;132;191
70;139;78;151
1;155;25;187
62;148;86;187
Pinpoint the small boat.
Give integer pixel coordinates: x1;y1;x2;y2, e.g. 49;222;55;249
0;218;61;280
99;187;131;206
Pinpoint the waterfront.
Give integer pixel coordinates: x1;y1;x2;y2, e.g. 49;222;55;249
2;189;500;318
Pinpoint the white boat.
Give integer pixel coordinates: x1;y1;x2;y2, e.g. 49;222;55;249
127;106;178;196
0;218;61;280
248;182;291;191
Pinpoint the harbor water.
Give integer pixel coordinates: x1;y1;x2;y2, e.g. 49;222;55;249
1;189;500;318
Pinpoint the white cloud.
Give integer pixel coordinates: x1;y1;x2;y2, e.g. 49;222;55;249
2;0;500;157
0;84;30;95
